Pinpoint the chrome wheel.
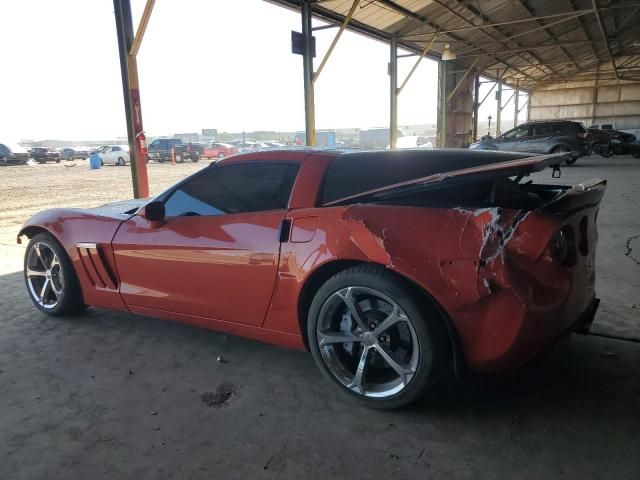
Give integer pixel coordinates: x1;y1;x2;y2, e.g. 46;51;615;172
316;286;420;398
25;242;63;309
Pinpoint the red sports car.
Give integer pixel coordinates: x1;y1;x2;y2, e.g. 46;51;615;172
202;142;238;159
19;149;605;408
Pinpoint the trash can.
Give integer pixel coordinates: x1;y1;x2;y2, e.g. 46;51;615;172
89;154;101;169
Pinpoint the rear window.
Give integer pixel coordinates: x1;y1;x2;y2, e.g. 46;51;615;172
322;150;527;204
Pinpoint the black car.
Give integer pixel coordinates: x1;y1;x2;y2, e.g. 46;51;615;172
0;143;30;164
147;138;203;163
59;148;89;161
29;147;61;164
470;120;589;164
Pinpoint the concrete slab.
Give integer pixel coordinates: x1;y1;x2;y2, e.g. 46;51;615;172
0;154;639;479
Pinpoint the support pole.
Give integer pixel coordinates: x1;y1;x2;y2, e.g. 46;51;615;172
389;35;398;149
513;79;519;128
473;73;480;142
496;75;502;136
114;0;149;198
437;60;448;148
302;1;315;146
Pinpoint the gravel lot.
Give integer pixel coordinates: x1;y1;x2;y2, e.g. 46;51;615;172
0;154;639;479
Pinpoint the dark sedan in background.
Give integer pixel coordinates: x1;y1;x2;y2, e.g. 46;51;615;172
0;143;30;164
470;120;589;164
29;147;61;164
59;148;89;161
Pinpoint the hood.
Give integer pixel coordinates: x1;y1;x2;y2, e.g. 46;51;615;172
324;152;569;206
87;198;148;216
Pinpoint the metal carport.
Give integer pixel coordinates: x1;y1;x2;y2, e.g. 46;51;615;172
114;0;640;196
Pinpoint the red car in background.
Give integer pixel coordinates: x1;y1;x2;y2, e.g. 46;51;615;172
18;149;604;408
202;142;238;159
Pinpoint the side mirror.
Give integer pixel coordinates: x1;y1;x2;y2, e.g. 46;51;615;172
144;201;165;222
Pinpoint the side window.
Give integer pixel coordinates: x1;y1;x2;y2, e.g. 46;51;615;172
602;124;613;130
149;140;159;147
503;126;528;139
532;124;553;136
164;162;300;217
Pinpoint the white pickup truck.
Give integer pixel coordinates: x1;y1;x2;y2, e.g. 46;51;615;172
589;123;640;139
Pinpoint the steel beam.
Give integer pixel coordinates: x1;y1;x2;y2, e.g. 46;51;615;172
473;74;480;142
113;0;149;198
592;0;618;79
513;80;519;128
398;35;436;95
129;0;155;57
313;0;359;83
390;35;398;149
496;75;502;136
302;1;315;146
446;58;479;103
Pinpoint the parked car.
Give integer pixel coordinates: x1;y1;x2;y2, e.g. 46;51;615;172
469;120;589;164
390;135;433;150
58;147;89;161
95;145;129;166
29;147;61;164
0;143;30;164
202;142;238;159
589;123;640;139
19;148;604;408
89;146;111;156
147;138;202;163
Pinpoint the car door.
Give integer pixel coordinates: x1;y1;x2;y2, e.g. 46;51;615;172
101;147;114;164
111;161;300;326
495;125;530;152
523;123;555;153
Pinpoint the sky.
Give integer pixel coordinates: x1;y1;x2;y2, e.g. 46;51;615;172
0;0;522;141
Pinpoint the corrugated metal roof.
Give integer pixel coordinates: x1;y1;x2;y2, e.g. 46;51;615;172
270;0;640;90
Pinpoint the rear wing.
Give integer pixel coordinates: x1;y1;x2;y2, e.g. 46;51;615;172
323;153;571;207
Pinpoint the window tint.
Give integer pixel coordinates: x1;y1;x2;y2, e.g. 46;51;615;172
322;150;527;204
503;126;529;139
602;124;613;130
164;162;299;217
532;124;554;136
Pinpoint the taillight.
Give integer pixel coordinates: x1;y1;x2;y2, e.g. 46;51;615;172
550;227;576;266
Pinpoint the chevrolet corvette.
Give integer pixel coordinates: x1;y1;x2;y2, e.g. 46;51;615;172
19;149;605;408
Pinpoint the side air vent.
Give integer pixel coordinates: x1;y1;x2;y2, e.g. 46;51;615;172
76;243;118;290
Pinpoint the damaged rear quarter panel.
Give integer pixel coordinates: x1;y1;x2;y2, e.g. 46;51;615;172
263;202;567;371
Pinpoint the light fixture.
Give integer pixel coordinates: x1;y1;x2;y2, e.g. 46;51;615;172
442;43;456;61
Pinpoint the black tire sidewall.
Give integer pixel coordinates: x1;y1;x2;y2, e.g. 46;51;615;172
24;232;84;316
307;265;444;409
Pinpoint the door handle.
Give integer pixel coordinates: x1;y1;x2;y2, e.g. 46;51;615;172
279;219;292;242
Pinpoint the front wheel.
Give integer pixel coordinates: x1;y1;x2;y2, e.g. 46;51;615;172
308;265;448;409
218;152;225;159
190;155;200;163
117;157;125;166
175;153;184;163
24;233;85;316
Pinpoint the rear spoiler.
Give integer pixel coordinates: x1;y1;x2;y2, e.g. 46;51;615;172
323;152;571;207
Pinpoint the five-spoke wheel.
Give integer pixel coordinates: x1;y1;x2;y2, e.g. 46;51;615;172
24;233;85;316
308;265;447;408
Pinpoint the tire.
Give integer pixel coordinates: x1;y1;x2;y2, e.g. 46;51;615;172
175;153;184;163
24;232;85;316
632;147;640;159
599;145;614;158
117;157;125;166
191;155;200;163
218;152;225;159
100;159;104;166
550;145;576;165
307;265;449;409
55;158;61;163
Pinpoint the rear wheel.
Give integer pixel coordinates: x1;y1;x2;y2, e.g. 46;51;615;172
599;145;614;158
175;153;184;163
218;152;225;159
191;155;200;163
117;157;125;166
24;233;85;316
308;265;448;409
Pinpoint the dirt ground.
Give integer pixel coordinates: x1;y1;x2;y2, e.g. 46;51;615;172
0;155;639;479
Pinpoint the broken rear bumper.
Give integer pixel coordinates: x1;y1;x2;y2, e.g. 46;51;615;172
572;296;600;335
